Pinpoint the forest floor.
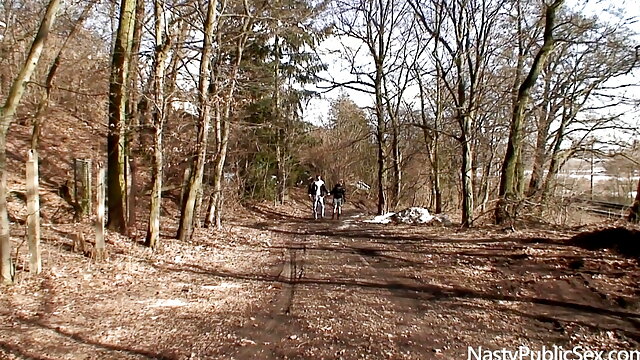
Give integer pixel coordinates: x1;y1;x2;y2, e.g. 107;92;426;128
1;192;640;360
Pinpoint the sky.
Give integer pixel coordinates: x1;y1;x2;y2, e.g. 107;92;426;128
302;0;640;130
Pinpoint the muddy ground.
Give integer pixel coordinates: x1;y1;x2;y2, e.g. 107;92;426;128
1;201;639;359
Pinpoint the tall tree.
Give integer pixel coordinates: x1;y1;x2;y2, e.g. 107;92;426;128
383;18;422;209
411;0;501;227
107;0;137;234
146;0;176;248
0;0;61;284
267;0;328;205
204;0;266;229
495;0;564;224
177;0;218;241
332;0;411;215
125;0;147;236
527;12;639;201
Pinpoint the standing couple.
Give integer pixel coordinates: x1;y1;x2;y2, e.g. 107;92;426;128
307;175;346;220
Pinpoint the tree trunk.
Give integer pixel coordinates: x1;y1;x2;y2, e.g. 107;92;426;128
417;70;442;214
0;125;11;284
0;0;61;284
460;114;474;227
374;61;387;215
479;159;492;212
527;113;552;198
107;0;137;235
128;0;145;130
205;4;256;230
455;42;474;227
273;36;286;206
496;0;564;224
432;139;442;214
145;0;171;249
390;113;401;209
126;0;145;238
541;116;569;200
177;0;218;241
74;159;92;218
146;125;162;248
207;29;250;229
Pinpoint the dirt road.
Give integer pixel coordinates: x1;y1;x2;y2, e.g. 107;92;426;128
1;204;639;359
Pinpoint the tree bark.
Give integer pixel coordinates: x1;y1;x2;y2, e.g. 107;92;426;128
460;113;474;227
416;69;442;213
526;69;556;198
455;42;474;227
375;60;387;215
146;0;171;249
496;0;564;224
390;112;402;209
273;36;286;206
541;115;569;200
206;11;253;229
107;0;137;235
0;0;61;284
126;0;146;237
178;0;218;241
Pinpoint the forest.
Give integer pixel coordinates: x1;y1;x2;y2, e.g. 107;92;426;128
0;0;639;358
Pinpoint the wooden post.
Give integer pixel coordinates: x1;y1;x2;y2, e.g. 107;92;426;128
26;150;41;274
74;159;92;218
95;165;106;260
84;159;92;215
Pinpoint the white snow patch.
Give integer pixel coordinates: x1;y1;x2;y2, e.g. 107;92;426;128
363;207;452;225
363;213;395;224
394;207;434;224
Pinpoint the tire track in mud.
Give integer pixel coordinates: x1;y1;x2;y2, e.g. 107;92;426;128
233;237;305;357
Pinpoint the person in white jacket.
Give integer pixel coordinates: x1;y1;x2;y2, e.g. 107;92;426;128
307;175;329;219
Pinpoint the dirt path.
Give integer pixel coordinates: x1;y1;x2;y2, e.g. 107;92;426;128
1;204;639;359
221;210;640;359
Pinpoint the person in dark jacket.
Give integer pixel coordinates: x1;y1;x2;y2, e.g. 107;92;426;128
330;179;346;220
308;175;329;219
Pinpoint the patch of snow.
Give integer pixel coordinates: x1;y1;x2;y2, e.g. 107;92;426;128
363;213;396;224
363;207;452;226
394;207;433;224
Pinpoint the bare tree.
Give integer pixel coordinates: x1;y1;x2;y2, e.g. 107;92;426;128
146;0;178;248
496;0;565;224
528;12;640;201
0;0;61;284
331;0;412;215
107;0;138;235
411;0;501;227
177;0;219;241
205;0;265;229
